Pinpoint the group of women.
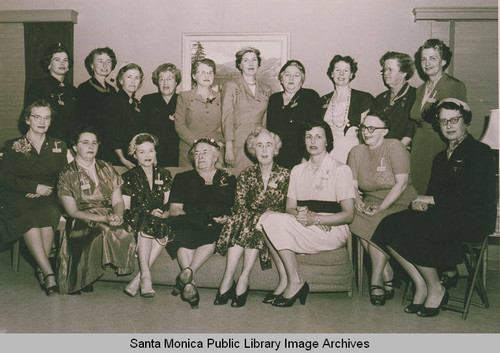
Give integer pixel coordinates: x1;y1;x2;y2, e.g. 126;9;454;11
0;38;496;318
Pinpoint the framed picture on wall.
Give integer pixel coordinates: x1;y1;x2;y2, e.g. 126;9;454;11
181;33;290;92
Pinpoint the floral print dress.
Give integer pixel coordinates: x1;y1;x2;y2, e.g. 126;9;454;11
216;163;290;270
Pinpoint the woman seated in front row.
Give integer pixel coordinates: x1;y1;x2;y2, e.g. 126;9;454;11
122;133;173;298
347;109;417;306
57;127;136;294
261;121;355;307
371;99;497;317
215;127;290;307
167;138;236;309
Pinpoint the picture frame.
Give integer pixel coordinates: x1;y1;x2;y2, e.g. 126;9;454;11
181;33;290;92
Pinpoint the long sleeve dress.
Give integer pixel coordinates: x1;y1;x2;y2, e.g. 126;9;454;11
174;89;223;167
267;88;321;168
216;163;290;270
121;165;173;240
347;139;417;241
166;169;236;259
222;77;272;175
57;159;135;294
372;135;497;268
0;136;67;245
141;92;179;167
409;73;467;194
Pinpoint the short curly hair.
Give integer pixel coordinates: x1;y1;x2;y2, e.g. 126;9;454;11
152;63;182;87
435;98;472;125
191;58;216;84
84;47;117;76
246;126;282;158
416;39;453;72
235;47;262;73
326;55;358;83
19;99;55;132
303;120;334;160
278;60;306;86
379;51;415;81
40;43;73;73
70;126;101;148
187;138;221;168
128;133;158;157
363;107;391;130
116;63;144;90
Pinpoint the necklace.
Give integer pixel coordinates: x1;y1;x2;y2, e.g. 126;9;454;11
329;88;351;129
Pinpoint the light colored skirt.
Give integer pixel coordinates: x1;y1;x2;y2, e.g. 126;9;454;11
260;211;349;253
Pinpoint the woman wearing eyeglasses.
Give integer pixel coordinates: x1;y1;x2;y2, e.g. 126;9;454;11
175;59;223;167
57;127;135;294
371;99;496;317
0;99;69;296
347;109;417;306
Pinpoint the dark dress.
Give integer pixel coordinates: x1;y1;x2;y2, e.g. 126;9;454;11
267;88;321;169
0;136;67;245
101;89;145;165
57;159;135;294
372;135;497;268
166;169;236;259
121;165;173;239
216;163;290;270
26;76;77;144
375;83;416;141
75;77;116;135
140;92;179;167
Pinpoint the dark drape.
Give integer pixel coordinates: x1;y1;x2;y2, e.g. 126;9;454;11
23;22;74;105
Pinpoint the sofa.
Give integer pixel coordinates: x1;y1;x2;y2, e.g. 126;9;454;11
100;166;354;296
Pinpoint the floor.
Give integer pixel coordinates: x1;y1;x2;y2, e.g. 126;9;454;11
1;247;499;334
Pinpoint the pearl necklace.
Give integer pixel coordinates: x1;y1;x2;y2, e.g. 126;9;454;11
329;88;351;130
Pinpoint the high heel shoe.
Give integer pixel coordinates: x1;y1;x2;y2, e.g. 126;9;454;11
182;283;200;309
417;290;450;318
440;272;459;289
171;275;183;296
369;285;386;306
44;273;58;296
404;303;425;314
179;267;193;286
140;275;155;298
383;280;395;300
231;286;250;308
272;282;309;307
34;268;45;291
214;282;236;305
262;291;283;304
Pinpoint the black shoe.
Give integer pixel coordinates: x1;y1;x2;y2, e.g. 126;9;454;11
182;283;200;309
179;267;193;286
404;303;424;314
383;280;395;300
171;275;183;296
272;282;309;308
44;273;58;296
214;282;236;305
231;286;250;308
34;268;45;291
82;284;94;293
417;291;450;318
262;291;282;304
369;285;385;306
440;272;459;289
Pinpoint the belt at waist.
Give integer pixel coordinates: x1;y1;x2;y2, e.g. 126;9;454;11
297;200;341;213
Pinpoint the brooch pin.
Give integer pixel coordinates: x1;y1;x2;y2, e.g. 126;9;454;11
52;141;62;153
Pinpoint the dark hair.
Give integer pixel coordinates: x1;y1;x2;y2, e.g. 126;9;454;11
84;47;117;76
128;132;158;156
70;126;101;148
415;39;453;76
187;138;221;167
191;58;216;84
278;60;306;85
303;121;334;160
116;63;144;90
364;107;391;129
40;43;73;73
152;63;182;87
327;55;358;83
379;51;415;81
435;99;472;125
19;99;55;133
235;47;262;72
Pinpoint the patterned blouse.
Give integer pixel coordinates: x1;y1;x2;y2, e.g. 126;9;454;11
216;163;290;270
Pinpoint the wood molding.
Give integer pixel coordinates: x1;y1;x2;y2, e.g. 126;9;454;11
413;7;497;22
0;10;78;24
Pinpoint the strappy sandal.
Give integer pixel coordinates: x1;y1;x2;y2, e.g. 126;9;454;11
44;273;58;296
369;285;385;306
383;280;395;300
34;268;45;291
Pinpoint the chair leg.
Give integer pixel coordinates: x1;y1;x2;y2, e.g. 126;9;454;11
357;238;363;294
462;238;489;320
12;240;20;272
